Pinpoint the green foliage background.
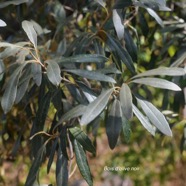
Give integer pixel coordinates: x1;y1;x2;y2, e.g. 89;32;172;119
0;0;186;186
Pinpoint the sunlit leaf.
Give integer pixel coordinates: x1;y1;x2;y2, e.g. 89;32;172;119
46;60;62;86
133;104;156;136
80;88;114;125
119;83;133;119
106;99;122;149
0;19;6;27
74;139;93;186
132;67;185;79
136;97;172;136
69;127;96;154
22;20;37;48
113;9;124;40
131;77;181;91
65;69;116;83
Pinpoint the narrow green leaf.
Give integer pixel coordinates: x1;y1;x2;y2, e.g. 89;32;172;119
57;54;108;66
22;20;37;48
96;0;106;8
119;83;133;119
0;0;29;8
47;138;58;174
0;19;6;27
31;63;42;86
69;127;96;154
0;60;5;81
106;99;122;149
131;77;181;91
104;33;135;74
171;51;186;67
74;139;93;186
132;104;155;136
57;105;87;127
124;28;138;62
46;60;62;86
132;67;186;79
122;116;131;142
1;64;25;113
56;147;68;186
136;97;172;136
65;69;116;83
146;8;163;27
113;9;124;40
25;144;46;186
80;88;114;125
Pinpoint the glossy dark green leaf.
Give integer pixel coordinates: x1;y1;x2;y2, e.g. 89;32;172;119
22;20;37;48
138;11;149;36
57;54;108;67
47;138;58;174
119;83;133;119
104;33;135;74
136;97;172;136
46;60;62;86
113;0;133;9
1;64;25;113
124;28;138;62
0;0;29;8
65;69;116;83
25;144;46;186
106;99;122;149
122;116;131;143
132;67;185;79
31;63;42;86
56;147;68;186
113;9;124;40
74;139;93;186
132;104;155;136
0;60;5;81
131;77;181;91
69;127;96;154
80;88;114;125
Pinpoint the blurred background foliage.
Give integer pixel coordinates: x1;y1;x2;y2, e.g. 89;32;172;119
0;0;186;186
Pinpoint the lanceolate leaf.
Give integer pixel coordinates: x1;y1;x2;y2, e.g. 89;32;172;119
0;60;5;81
25;144;46;186
136;97;172;136
80;88;114;125
131;77;181;91
113;9;124;40
96;0;106;8
46;60;62;86
132;67;186;79
119;83;133;119
113;0;133;9
132;104;155;136
73;139;93;186
1;64;25;113
69;127;96;154
106;99;123;149
146;8;163;27
122;116;131;142
57;104;87;127
57;54;108;66
56;147;68;186
22;20;37;48
65;69;116;83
